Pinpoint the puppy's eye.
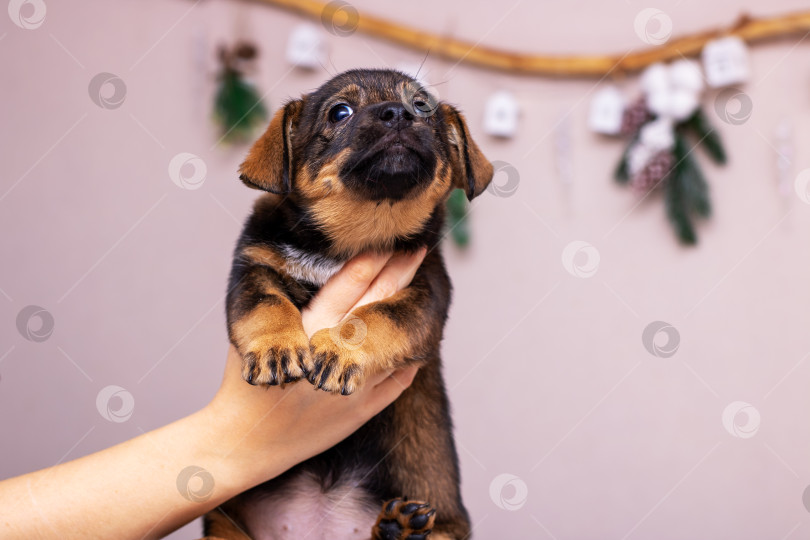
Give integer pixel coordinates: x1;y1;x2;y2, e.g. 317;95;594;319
328;104;354;123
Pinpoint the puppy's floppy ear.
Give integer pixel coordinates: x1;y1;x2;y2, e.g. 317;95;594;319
239;99;304;194
441;104;494;201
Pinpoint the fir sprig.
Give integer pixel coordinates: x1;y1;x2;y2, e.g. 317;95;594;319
664;132;712;245
214;42;267;144
445;188;470;248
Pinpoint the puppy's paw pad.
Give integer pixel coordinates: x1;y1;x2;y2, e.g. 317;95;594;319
240;335;310;386
308;329;365;395
372;498;435;540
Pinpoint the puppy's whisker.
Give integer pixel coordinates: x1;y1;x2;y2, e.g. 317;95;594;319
316;56;334;77
426;78;453;88
415;48;431;79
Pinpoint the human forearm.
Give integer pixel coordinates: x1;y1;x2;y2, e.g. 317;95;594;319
0;405;281;540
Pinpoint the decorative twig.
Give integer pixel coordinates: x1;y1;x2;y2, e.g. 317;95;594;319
246;0;810;77
214;41;268;143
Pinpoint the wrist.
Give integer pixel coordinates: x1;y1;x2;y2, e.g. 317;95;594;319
197;400;292;490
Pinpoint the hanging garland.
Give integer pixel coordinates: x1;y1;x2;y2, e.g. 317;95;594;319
214;41;268;143
247;0;810;78
612;61;726;244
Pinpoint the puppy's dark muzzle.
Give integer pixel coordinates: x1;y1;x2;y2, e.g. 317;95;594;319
377;102;414;131
340;101;437;201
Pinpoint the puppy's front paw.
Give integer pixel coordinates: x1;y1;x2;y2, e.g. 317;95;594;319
308;327;366;395
239;332;311;386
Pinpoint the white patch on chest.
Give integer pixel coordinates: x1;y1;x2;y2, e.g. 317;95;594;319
279;244;345;286
241;471;379;540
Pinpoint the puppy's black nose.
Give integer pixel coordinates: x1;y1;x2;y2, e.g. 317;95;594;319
378;102;413;129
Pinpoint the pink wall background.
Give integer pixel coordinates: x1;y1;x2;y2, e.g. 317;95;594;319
3;0;810;538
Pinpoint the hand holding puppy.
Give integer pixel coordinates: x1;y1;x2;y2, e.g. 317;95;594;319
208;250;425;481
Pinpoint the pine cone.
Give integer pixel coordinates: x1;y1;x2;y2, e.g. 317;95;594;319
621;98;653;136
631;150;675;193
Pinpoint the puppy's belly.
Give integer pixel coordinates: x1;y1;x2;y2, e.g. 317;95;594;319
242;470;379;540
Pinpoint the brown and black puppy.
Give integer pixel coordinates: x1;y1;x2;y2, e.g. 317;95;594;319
204;69;493;540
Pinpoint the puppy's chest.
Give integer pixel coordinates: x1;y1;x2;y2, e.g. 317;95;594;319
279;244;345;287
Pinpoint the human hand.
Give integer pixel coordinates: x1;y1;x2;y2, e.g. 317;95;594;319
204;249;427;485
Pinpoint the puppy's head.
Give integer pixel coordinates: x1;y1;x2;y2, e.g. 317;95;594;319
239;69;493;254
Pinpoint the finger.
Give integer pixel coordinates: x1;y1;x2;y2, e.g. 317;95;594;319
364;366;419;413
364;367;397;388
362;363;417;391
390;365;419;389
303;252;392;333
350;248;427;312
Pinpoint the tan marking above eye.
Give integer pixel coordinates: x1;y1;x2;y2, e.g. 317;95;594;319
322;84;364;116
341;83;363;103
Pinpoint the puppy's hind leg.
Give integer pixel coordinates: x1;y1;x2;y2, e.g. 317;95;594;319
372;498;436;540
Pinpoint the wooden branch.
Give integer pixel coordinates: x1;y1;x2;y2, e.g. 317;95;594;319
246;0;810;77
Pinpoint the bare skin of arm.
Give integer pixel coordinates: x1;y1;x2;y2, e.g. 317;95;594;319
0;249;426;540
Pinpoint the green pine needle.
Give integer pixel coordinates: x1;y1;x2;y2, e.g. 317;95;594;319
614;132;639;184
614;148;630;183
